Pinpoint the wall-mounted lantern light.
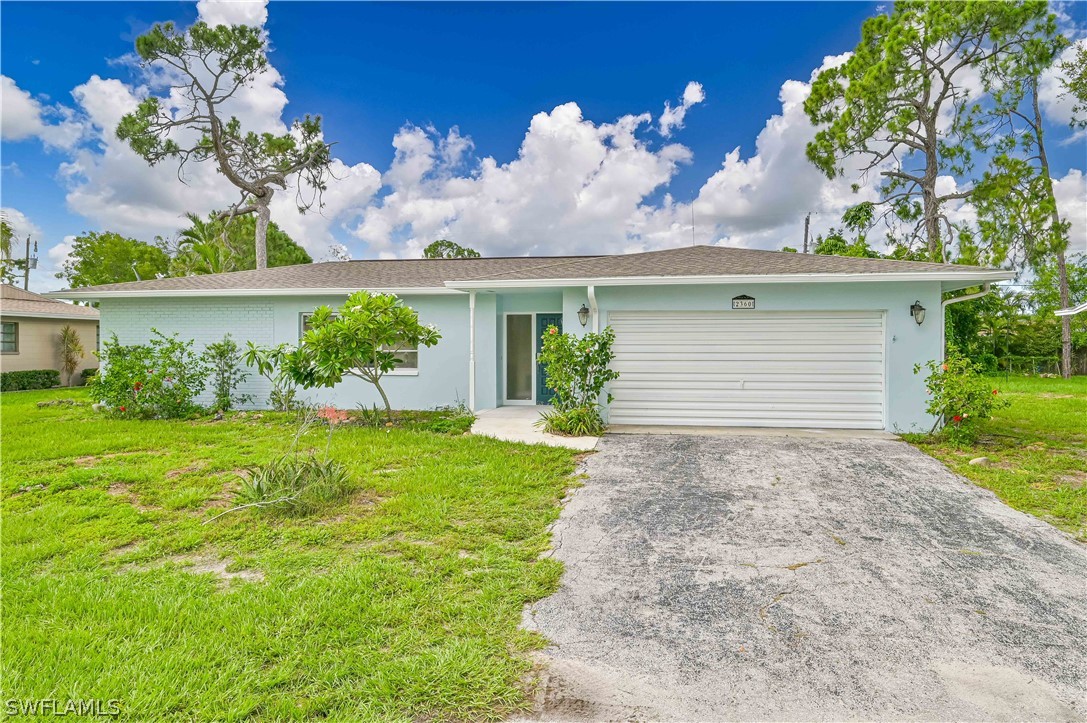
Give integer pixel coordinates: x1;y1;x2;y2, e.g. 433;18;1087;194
910;301;926;326
577;304;590;327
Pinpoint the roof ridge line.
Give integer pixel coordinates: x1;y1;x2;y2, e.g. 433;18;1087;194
446;245;699;282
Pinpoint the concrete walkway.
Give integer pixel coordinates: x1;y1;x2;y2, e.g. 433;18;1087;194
471;406;599;450
522;433;1087;721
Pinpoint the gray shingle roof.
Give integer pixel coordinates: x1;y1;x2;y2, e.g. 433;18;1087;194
1;284;100;318
447;245;999;282
49;245;1006;298
51;256;601;295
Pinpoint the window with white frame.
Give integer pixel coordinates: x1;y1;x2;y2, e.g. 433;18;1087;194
300;313;418;372
1;322;18;353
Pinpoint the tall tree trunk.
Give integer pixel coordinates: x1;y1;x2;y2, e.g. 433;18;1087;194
254;192;271;270
1032;78;1072;379
1056;251;1073;378
922;118;942;262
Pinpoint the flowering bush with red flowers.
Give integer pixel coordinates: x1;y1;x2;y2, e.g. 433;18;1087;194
317;406;350;427
914;351;1009;444
90;330;210;419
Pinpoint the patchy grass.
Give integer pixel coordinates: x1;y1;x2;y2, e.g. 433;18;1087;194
905;376;1086;542
2;388;578;721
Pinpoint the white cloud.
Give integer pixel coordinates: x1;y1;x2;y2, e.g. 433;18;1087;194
196;0;268;28
1040;38;1086;131
1054;168;1087;255
1;75;43;141
679;53;885;250
0;208;66;293
1;207;44;246
659;81;705;137
0;75;82;149
353;102;694;257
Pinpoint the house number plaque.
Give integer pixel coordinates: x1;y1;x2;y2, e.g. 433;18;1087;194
732;295;755;310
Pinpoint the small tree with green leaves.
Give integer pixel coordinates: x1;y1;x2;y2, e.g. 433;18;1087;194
204;334;252;411
243;342;302;411
283;292;441;420
423;240;480;259
58;325;85;387
535;325;620;436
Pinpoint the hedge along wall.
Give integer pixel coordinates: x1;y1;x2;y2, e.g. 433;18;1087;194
1;369;61;391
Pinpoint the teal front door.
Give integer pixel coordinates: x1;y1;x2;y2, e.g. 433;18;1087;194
536;314;562;404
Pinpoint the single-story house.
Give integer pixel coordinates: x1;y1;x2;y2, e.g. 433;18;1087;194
50;245;1012;432
1;284;100;382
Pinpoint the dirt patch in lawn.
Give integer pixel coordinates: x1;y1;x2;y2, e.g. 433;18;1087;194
123;552;264;587
74;452;143;467
106;482;154;512
165;463;206;479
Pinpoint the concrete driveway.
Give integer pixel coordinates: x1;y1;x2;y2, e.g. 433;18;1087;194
522;434;1087;721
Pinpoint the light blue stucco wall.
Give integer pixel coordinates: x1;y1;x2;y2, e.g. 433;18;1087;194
98;280;944;431
98;293;479;411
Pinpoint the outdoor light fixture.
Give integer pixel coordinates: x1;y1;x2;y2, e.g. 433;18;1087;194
910;301;926;326
577;304;590;327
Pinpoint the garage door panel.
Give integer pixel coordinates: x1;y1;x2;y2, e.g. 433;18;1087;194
611;389;884;403
613;375;884;388
608;311;885;429
613;353;883;365
611;360;883;375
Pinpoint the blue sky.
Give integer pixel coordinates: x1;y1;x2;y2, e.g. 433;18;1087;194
2;1;1085;291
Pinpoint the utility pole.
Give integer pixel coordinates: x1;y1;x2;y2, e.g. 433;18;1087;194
803;213;811;254
20;236;38;289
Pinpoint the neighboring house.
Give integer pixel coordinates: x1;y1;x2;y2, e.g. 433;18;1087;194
51;245;1011;432
1;284;100;382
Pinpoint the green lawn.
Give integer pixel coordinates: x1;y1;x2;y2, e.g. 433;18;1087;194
2;389;579;721
906;376;1087;542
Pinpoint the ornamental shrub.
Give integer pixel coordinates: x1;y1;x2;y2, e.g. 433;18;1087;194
232;407;352;517
243;342;301;412
0;369;60;391
204;334;252;412
535;325;619;436
914;352;1010;443
284;291;441;422
90;330;210;418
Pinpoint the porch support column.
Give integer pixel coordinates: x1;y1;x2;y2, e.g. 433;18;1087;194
468;290;477;410
588;285;599;332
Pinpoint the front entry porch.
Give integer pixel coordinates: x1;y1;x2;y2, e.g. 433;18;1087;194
471;405;599;450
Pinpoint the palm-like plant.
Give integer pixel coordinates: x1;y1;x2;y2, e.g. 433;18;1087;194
172;213;236;276
58;325;85;387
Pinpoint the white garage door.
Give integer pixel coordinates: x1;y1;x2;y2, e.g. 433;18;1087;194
608;311;885;429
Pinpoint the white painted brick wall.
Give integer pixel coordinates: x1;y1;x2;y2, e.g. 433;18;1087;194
99;298;275;409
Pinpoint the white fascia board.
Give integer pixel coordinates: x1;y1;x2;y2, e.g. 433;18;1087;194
1;310;100;321
1055;301;1087;317
45;287;465;302
443;270;1015;290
